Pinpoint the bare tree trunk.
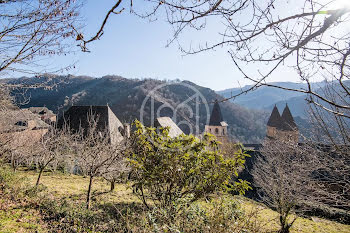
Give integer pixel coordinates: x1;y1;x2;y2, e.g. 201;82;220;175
140;185;149;209
11;154;16;172
86;175;93;209
279;209;295;233
279;224;291;233
279;215;288;233
110;180;115;192
36;167;44;187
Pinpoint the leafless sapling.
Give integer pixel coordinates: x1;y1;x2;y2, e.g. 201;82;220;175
29;127;72;187
252;138;332;233
72;115;127;209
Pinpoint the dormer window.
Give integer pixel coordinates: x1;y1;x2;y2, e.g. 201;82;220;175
15;121;27;126
39;110;46;115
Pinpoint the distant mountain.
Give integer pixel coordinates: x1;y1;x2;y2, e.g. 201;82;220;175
6;75;270;143
265;96;309;119
217;82;330;119
216;80;350;139
218;82;308;110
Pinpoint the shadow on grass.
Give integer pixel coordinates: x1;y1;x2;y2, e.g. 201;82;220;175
96;201;146;219
27;188;147;232
91;189;110;198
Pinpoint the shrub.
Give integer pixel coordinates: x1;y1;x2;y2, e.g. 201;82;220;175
0;165;15;191
123;196;261;233
35;194;261;233
127;120;251;211
24;184;48;198
0;165;27;198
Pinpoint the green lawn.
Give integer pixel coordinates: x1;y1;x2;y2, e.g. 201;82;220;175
1;170;349;233
22;170;138;203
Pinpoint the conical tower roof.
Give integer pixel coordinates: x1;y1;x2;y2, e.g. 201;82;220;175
267;105;281;127
280;104;297;131
209;101;224;126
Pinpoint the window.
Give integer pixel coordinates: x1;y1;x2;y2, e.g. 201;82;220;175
15;121;27;126
215;128;219;134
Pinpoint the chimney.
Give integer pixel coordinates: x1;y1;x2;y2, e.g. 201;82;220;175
123;123;130;138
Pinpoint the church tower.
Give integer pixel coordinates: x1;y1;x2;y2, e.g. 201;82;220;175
266;104;299;143
266;105;281;139
204;101;229;142
279;104;299;142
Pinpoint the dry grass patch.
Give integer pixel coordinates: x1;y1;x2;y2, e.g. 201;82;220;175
2;169;349;233
20;170;138;204
237;196;350;233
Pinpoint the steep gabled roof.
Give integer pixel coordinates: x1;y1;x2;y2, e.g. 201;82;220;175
58;106;110;132
209;101;224;126
155;117;183;138
267;105;281;128
280;104;297;131
58;105;125;144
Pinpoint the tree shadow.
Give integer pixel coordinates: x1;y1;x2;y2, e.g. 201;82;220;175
91;189;110;198
95;201;146;220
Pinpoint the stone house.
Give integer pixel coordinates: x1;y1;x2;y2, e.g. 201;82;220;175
58;105;129;145
0;109;50;150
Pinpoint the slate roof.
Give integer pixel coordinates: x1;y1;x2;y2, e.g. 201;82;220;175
267;104;298;131
280;104;297;131
58;106;110;132
58;105;126;144
28;107;55;117
209;101;224;126
0;109;50;133
155;117;184;138
267;105;281;128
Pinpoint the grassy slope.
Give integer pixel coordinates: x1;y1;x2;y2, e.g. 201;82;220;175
1;171;349;233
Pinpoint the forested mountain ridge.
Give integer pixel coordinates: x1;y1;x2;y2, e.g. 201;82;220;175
218;82;308;110
5;75;268;143
217;82;328;119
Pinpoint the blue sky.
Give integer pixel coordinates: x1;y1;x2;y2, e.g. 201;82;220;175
40;0;303;91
